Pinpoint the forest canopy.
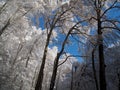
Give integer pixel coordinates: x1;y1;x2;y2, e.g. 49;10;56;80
0;0;120;90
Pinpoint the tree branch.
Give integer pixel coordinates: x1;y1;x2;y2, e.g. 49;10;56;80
101;0;117;18
58;55;89;67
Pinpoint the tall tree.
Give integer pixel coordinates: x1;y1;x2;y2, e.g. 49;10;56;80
71;0;120;90
49;15;88;90
35;3;73;90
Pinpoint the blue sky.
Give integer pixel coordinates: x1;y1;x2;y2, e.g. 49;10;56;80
32;16;45;30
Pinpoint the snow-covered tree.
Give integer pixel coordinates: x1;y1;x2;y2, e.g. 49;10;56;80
0;0;120;90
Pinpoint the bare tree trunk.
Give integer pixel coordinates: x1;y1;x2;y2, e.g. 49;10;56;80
49;53;59;90
117;73;120;90
49;19;84;90
49;26;73;90
35;45;48;90
35;29;53;90
98;40;106;90
97;8;107;90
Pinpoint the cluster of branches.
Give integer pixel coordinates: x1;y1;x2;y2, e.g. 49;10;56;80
35;0;120;90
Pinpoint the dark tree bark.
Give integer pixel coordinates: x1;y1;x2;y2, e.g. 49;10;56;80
49;31;71;90
97;8;107;90
35;28;53;90
49;53;60;90
117;73;120;90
